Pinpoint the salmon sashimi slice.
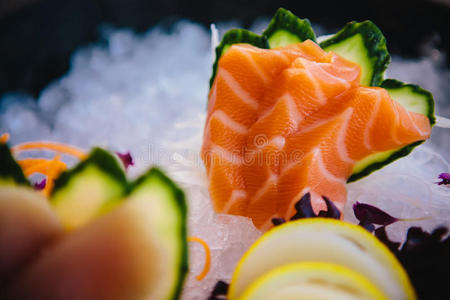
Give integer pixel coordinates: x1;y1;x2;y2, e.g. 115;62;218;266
201;40;432;229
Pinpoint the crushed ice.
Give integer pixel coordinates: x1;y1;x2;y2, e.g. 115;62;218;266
0;19;449;299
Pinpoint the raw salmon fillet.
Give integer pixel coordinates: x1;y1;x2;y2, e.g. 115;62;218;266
201;40;431;229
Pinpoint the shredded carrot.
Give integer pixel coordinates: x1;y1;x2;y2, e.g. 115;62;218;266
21;159;66;177
13;142;86;159
6;136;84;196
187;236;211;281
18;158;55;171
18;155;67;196
0;133;9;143
42;155;66;196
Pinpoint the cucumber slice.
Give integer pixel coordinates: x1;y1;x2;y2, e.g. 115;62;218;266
349;141;423;182
51;148;127;231
0;143;29;186
6;168;188;300
127;168;188;300
320;21;390;86
262;8;316;48
349;79;434;182
382;79;435;125
210;29;269;87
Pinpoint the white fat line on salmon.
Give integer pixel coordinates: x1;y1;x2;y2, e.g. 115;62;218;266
297;117;332;134
286;67;327;105
280;49;307;57
406;109;426;137
296;58;327;105
221;189;247;213
315;149;346;184
283;93;304;126
297;110;345;135
390;100;402;145
279;160;301;175
271;50;291;65
218;68;259;110
210;144;244;165
210;109;248;134
363;90;381;150
308;61;352;91
251;93;303;135
238;50;270;84
336;107;356;163
270;136;286;150
249;173;278;205
328;57;361;77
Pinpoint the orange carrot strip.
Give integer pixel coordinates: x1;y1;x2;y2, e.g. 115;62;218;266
13;142;86;159
22;159;66;177
0;133;9;143
42;155;66;196
187;236;211;281
22;160;55;177
18;158;52;170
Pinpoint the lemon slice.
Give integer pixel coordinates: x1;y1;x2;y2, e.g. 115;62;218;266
229;218;416;300
239;262;388;300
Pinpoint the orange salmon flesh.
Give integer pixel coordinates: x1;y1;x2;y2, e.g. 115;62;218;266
201;40;431;230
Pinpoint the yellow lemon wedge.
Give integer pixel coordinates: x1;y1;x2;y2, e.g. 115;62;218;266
229;218;416;300
239;262;388;300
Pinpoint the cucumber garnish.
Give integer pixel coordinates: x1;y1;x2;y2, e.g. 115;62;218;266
382;78;435;125
262;8;316;48
0;143;29;186
51;148;128;230
320;21;390;86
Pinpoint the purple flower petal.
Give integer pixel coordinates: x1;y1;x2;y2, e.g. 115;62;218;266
374;226;401;253
396;226;449;299
208;280;229;300
318;196;341;219
115;151;134;170
290;193;342;221
353;202;399;227
290;193;316;220
436;172;450;185
271;217;286;226
33;179;46;191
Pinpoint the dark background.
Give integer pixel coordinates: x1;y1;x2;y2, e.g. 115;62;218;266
0;0;449;98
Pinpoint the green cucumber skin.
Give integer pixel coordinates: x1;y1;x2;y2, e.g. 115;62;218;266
348;141;424;183
262;8;316;46
53;151;188;299
131;167;188;300
320;21;390;87
348;79;436;182
0;143;29;185
381;78;436;126
51;147;128;196
209;29;269;88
